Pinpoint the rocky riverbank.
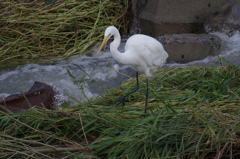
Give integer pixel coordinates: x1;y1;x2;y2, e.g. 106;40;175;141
131;0;240;62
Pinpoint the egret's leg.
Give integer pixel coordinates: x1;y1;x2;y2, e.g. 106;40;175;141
115;72;139;108
144;77;149;113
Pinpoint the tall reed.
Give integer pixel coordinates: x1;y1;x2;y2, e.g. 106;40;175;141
0;0;129;64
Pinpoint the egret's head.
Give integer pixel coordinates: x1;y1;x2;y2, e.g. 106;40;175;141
97;26;116;54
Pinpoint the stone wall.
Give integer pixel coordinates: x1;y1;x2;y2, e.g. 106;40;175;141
137;0;230;36
132;0;233;63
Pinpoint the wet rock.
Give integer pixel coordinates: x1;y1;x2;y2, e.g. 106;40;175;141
157;34;221;63
205;0;240;35
136;0;230;35
0;81;54;113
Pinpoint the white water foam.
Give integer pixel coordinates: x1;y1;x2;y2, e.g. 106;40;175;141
0;46;134;106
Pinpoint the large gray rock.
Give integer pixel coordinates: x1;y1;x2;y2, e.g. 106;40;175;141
137;0;230;36
205;0;240;35
157;34;221;63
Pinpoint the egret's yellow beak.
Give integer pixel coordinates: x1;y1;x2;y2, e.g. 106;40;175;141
97;35;109;54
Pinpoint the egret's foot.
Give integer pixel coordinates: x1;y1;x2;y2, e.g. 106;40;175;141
112;96;126;109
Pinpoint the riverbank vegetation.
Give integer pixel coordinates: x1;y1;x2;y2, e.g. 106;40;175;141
1;64;240;158
0;0;129;66
1;1;240;158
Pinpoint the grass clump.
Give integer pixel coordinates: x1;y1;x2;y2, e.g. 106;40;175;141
0;107;101;158
93;65;240;158
0;65;240;158
0;0;129;66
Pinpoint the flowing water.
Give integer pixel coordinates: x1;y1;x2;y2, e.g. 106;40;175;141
0;31;240;106
0;42;135;105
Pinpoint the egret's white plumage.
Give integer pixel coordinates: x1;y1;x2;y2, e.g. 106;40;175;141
98;26;168;77
98;26;168;112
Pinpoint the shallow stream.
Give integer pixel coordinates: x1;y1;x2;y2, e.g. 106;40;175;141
0;31;240;106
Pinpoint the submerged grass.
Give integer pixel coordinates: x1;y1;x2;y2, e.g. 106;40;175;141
0;0;129;66
1;65;240;158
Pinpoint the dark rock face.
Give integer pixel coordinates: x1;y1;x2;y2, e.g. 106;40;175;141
0;81;55;113
158;34;221;63
129;0;233;63
136;0;230;36
205;0;240;35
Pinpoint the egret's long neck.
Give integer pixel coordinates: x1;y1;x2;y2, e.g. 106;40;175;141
110;31;125;64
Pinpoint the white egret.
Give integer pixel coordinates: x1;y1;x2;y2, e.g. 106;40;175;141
98;26;168;113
